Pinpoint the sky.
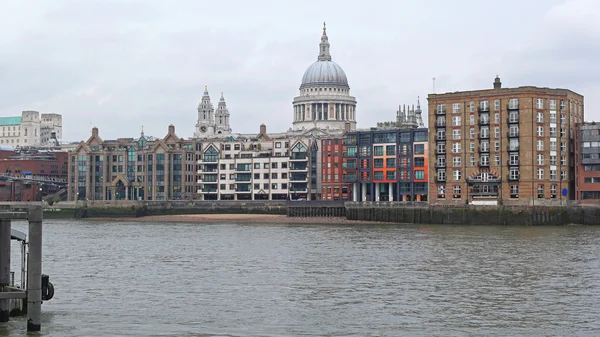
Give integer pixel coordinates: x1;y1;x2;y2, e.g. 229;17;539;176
1;0;599;141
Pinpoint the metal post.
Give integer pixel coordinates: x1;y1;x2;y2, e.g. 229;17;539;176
27;205;43;332
0;219;11;322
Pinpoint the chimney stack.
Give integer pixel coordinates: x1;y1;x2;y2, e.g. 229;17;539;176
493;75;502;89
168;124;175;134
92;127;99;137
260;123;266;134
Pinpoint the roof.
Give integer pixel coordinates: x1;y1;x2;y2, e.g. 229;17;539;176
0;116;22;126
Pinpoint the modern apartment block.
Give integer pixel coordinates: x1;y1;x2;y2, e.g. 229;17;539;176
320;138;350;200
574;122;600;203
342;128;429;202
197;127;318;200
428;76;584;205
67;125;200;201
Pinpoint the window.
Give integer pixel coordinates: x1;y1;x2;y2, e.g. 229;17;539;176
436;104;446;114
494;141;500;152
550;100;557;110
536;98;544;109
550;155;557;166
495;155;500;166
469;102;474;112
549;127;556;137
452;103;461;114
480;141;489;152
550;140;557;151
560;100;566;110
480;155;489;166
453;170;462;180
550;170;556;180
437;185;445;198
494;113;500;124
550;184;557;197
272;162;278;169
537;168;544;180
453;185;461;198
494;127;500;138
537;112;544;123
561;142;567;152
510;154;519;165
470;154;475;166
436;129;446;140
470;128;475;139
561;156;567;166
414;144;425;154
452;129;461;140
561;170;567;180
275;142;281;148
510;184;519;198
415;170;425;180
560;113;566;124
510;168;520;180
374;146;384;156
537;140;544;151
453;157;461;167
494;100;500;111
509;98;519;109
537;184;544;198
560;128;566;138
537;126;544;137
452;116;461;126
470;142;475;152
480;127;489;138
537;154;544;165
470;115;475;125
452;143;461;153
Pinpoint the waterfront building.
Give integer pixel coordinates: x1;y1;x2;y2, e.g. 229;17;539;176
0;147;68;201
0;111;62;147
197;124;318;200
428;76;584;205
320;137;350;200
342;127;429;202
574;122;600;203
67;125;200;201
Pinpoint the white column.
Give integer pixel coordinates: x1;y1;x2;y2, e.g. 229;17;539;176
361;182;367;201
389;183;393;201
375;183;380;201
353;183;358;201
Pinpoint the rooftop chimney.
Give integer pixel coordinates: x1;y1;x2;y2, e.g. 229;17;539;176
494;75;502;89
92;127;99;137
168;124;175;134
259;123;266;135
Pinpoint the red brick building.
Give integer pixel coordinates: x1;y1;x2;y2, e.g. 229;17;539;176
320;138;350;200
0;149;68;201
574;123;600;204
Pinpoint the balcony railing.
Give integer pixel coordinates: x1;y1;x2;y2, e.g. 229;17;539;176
507;131;519;138
342;151;357;157
478;147;490;153
507;117;519;124
435;163;446;168
436;149;446;154
436;136;446;142
435;177;447;182
478;119;490;126
478;161;490;167
436;122;446;127
506;174;520;182
507;104;519;111
507;146;520;152
343;175;357;182
436;109;446;115
478;106;490;113
342;162;356;169
507;160;519;166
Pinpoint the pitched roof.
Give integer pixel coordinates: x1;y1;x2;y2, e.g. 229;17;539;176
0;117;22;126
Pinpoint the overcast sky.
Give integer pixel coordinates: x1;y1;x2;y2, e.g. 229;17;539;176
1;0;599;141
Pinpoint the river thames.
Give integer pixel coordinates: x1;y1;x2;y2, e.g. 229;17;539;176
3;220;600;336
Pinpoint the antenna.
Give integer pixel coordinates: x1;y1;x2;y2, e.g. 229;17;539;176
433;77;436;93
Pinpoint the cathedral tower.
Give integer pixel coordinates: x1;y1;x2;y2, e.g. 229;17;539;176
195;86;215;137
214;92;232;135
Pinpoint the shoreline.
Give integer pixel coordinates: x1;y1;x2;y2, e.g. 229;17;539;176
84;213;396;225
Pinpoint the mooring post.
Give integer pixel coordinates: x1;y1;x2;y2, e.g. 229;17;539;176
0;219;11;322
27;205;43;332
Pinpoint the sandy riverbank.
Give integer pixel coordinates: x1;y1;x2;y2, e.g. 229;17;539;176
85;213;396;225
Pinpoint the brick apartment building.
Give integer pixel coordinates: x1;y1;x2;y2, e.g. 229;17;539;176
342;128;428;202
574;122;600;204
0;148;68;201
428;76;584;205
320;138;350;200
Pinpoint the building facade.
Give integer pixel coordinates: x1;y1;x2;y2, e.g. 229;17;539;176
292;23;357;132
0;111;62;147
197;124;318;201
0;148;68;201
342;128;429;202
574;122;600;203
428;76;584;205
68;125;200;201
320;138;350;200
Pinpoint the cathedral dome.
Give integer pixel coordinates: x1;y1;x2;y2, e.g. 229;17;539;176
299;22;349;89
301;60;348;88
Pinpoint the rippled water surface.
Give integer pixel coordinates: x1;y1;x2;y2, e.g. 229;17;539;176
3;221;600;336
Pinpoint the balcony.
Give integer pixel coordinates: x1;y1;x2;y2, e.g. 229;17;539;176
343;175;357;182
342;151;357;158
506;174;520;182
290;153;307;161
435;177;447;183
289;165;308;172
478;106;490;113
507;160;520;166
436;149;446;155
478;147;490;154
436;109;446;115
289;174;308;182
436;122;446;128
507;146;520;152
435;162;446;168
507;104;519;111
342;162;357;169
199;187;218;193
507;131;519;138
478;161;490;168
435;136;446;142
197;177;218;184
478;133;490;139
478;119;490;126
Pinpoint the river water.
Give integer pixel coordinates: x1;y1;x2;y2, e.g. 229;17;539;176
2;220;600;336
